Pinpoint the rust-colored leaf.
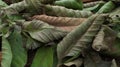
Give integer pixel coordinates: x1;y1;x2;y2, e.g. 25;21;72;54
32;15;86;26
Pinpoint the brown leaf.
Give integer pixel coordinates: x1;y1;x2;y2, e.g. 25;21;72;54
56;26;78;32
32;15;86;26
92;25;116;51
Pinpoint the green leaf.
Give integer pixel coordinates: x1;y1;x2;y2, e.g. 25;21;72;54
31;46;54;67
22;20;67;43
7;28;27;67
57;14;107;63
97;1;116;13
1;37;12;67
54;0;83;10
0;0;8;8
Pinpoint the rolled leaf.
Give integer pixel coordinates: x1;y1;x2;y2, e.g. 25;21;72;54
97;1;116;13
56;26;78;32
31;46;54;67
54;0;83;10
84;2;105;13
92;26;108;51
7;28;27;67
2;1;27;15
25;0;43;14
1;37;12;67
83;1;105;8
92;26;116;52
32;15;86;26
22;20;67;43
43;5;93;18
57;14;107;63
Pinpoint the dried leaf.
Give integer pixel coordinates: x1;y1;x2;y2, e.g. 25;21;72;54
2;1;27;15
25;0;43;14
64;14;107;61
54;0;83;10
92;26;108;51
43;5;93;18
56;26;78;32
84;2;105;13
22;20;67;43
32;15;86;26
83;1;105;8
57;14;107;63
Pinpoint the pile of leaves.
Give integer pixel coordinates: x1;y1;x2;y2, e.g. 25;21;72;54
0;0;120;67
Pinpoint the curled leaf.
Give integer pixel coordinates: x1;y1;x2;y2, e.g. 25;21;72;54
65;14;107;61
92;26;107;51
32;15;86;26
54;0;83;10
2;1;27;15
56;26;78;32
84;2;105;13
93;26;116;52
57;14;107;63
43;5;93;18
83;1;105;8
